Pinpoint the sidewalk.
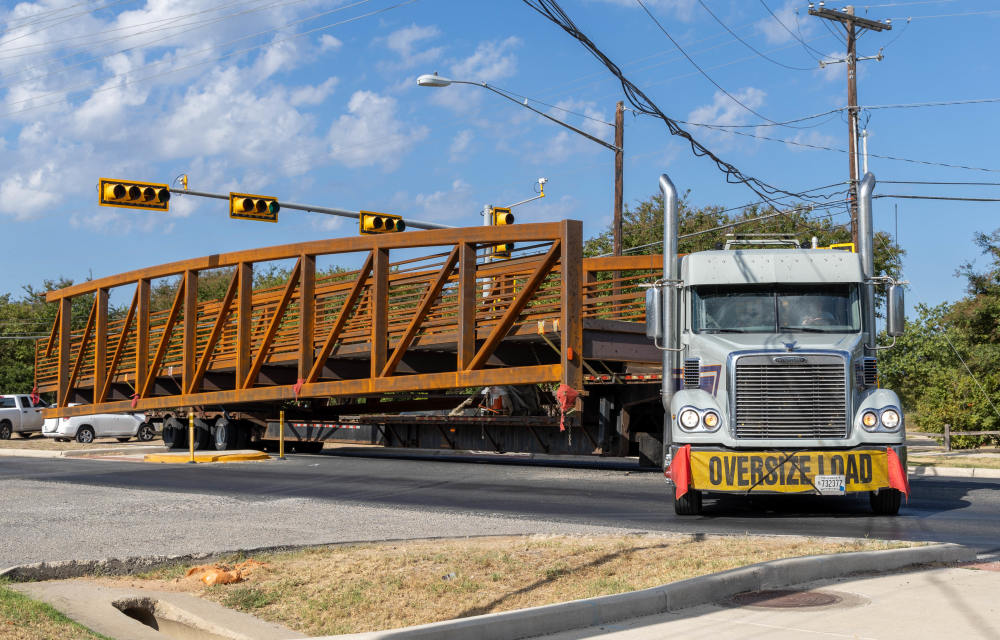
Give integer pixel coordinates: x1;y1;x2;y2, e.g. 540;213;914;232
535;562;1000;639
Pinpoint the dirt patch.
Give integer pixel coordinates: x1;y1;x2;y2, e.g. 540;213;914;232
909;453;1000;470
91;534;909;637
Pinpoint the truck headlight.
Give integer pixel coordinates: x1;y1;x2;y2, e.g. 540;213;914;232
703;411;720;431
880;409;901;430
679;409;700;430
861;411;879;431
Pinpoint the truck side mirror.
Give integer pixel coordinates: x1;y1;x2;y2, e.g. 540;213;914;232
645;287;663;340
887;284;905;337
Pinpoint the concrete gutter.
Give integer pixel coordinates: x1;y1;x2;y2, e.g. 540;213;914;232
323;543;974;640
0;445;163;458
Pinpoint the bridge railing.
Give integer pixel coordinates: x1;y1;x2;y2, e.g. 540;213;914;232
35;222;606;416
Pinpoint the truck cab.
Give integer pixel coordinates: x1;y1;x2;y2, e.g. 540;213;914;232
647;173;908;516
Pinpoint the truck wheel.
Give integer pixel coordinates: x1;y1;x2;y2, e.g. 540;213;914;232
76;426;95;444
162;419;187;450
191;426;211;451
674;489;703;516
0;421;11;440
214;418;237;451
869;488;901;516
137;423;156;442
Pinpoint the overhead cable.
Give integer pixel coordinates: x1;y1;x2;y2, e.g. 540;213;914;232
696;0;814;71
521;0;835;209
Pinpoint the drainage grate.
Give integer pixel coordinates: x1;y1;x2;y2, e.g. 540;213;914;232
730;589;842;608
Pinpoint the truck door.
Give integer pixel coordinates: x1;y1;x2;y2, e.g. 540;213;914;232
19;396;43;431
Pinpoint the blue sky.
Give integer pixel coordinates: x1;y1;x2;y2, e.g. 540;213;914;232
2;0;997;315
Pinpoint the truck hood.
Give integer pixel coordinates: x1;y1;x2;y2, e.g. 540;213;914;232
690;331;863;354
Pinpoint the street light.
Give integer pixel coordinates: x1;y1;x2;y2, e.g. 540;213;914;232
417;73;626;257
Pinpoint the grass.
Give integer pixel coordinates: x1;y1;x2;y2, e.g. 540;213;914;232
93;534;910;637
0;579;110;640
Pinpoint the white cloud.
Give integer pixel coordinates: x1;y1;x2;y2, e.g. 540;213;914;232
449;129;473;161
320;34;343;51
451;36;520;81
381;24;443;70
328;90;428;171
0;165;61;220
290;77;338;106
756;1;814;45
688;88;766;127
409;179;478;221
780;130;838;153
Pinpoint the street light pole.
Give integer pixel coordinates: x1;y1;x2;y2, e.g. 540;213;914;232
417;74;625;255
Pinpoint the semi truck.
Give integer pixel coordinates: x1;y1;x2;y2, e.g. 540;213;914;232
645;172;909;515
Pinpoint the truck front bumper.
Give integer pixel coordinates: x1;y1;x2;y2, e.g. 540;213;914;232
667;445;909;496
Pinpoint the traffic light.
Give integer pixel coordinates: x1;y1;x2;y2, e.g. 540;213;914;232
229;192;280;222
360;210;405;234
490;206;514;258
98;178;170;211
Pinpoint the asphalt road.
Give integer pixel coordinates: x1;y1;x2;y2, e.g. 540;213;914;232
2;453;998;569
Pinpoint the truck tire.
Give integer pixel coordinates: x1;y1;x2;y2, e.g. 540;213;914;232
214;418;237;451
869;488;901;516
294;441;324;454
0;421;11;440
162;419;187;450
191;425;211;451
674;489;703;516
76;426;95;444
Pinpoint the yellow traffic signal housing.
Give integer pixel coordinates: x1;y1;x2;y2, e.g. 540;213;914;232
98;178;170;211
360;210;405;234
490;207;514;258
229;192;280;222
491;207;514;226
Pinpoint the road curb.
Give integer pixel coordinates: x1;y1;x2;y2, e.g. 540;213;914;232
909;465;1000;480
324;543;974;640
144;450;270;463
0;445;163;459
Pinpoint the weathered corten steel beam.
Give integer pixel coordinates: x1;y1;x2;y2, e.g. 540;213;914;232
45;364;563;418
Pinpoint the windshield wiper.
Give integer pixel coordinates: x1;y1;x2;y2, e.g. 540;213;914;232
779;325;826;333
701;328;749;333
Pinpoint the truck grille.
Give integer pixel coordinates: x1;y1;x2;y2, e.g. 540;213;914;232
733;354;847;439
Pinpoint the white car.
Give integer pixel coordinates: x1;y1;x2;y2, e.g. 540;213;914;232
42;405;154;444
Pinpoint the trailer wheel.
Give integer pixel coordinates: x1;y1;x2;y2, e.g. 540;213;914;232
162;418;187;450
869;488;901;516
214;418;237;451
294;441;324;454
674;489;703;516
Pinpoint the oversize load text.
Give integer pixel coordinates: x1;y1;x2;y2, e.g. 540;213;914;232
689;450;889;493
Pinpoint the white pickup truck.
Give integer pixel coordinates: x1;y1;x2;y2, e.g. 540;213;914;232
0;394;47;439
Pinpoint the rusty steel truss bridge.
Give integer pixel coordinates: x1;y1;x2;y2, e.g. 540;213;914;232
34;221;666;457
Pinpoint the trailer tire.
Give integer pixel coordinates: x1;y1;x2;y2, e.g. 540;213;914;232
162;419;187;450
674;489;703;516
214;418;237;451
869;488;901;516
294;441;324;454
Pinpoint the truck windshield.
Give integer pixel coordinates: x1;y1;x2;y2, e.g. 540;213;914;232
692;284;861;334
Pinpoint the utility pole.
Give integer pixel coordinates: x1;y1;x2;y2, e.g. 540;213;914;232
809;3;890;246
613;101;624;257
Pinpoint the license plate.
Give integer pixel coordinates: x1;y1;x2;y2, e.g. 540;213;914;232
814;475;846;495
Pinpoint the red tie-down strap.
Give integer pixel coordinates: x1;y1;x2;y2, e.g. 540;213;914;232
293;378;305;399
667;444;692;499
555;384;579;432
130;393;139;409
887;448;910;501
29;386;40;406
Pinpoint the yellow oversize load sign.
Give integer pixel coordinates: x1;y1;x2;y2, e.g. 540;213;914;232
690;450;889;493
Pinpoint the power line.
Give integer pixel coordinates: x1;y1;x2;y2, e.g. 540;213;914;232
861;97;1000;109
874;194;1000;202
687;123;1000;173
521;0;838;209
676;107;843;129
635;0;795;129
758;0;827;61
696;0;815;71
881;180;1000;186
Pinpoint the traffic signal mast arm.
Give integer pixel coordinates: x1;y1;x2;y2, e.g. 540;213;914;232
171;188;453;230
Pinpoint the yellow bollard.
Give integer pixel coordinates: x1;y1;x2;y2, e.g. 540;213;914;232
279;410;286;460
188;414;196;464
